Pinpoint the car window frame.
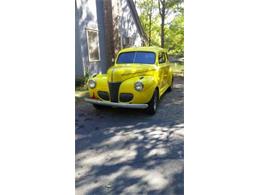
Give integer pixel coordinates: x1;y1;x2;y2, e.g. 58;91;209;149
158;52;166;64
116;51;156;64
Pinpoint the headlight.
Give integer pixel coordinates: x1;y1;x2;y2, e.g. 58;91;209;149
134;81;144;91
88;80;96;89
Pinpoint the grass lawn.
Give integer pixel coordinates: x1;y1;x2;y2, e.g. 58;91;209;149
75;84;88;99
172;62;184;76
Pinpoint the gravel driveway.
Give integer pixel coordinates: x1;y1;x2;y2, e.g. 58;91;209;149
75;76;184;195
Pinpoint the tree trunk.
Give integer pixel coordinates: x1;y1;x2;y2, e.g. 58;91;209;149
159;0;165;48
148;12;152;46
161;16;165;48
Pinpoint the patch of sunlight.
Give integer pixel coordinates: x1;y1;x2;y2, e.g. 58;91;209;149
79;166;132;194
148;139;157;144
147;128;168;140
78;147;137;168
136;134;144;140
75;90;88;98
122;184;142;194
175;83;184;88
148;129;162;136
143;125;156;132
77;181;100;194
104;166;130;182
100;133;135;147
125;125;135;129
75;134;87;141
106;147;137;165
77;150;109;167
145;147;168;158
174;129;184;137
175;123;184;128
127;169;168;190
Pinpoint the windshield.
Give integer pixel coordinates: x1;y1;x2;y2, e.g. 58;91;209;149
117;51;156;64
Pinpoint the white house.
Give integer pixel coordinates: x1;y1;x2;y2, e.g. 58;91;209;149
75;0;147;79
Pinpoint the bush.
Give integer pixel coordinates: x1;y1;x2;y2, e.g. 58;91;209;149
75;77;85;87
75;72;89;88
84;72;89;83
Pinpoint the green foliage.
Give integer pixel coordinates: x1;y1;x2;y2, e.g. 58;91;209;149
75;72;89;88
136;0;184;57
75;78;85;87
137;0;158;46
167;13;184;57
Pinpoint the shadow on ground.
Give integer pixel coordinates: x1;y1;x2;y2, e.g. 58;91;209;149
75;76;184;195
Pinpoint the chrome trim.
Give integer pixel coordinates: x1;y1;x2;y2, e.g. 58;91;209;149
111;68;115;82
91;73;97;78
84;98;148;109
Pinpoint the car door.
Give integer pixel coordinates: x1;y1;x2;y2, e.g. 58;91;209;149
164;52;172;87
158;52;168;93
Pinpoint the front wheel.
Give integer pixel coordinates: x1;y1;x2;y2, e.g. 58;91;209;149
146;89;159;115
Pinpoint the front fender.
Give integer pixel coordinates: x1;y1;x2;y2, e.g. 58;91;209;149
120;76;157;104
88;74;109;98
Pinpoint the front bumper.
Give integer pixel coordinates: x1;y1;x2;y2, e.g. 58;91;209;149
84;98;148;109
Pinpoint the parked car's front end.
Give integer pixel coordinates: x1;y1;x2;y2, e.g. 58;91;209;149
85;46;173;114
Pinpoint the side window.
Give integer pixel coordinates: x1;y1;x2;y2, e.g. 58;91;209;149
86;29;100;62
158;52;166;64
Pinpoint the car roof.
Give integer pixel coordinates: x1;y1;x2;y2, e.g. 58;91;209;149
119;46;167;53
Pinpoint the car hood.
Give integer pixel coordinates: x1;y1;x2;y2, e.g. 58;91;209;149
107;64;156;82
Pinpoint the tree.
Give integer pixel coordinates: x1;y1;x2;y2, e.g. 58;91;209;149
167;9;184;56
158;0;183;48
158;0;166;48
137;0;156;46
136;0;184;56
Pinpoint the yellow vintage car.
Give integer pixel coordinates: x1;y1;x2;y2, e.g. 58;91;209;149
84;46;174;114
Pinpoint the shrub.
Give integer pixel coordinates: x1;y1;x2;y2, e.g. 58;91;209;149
75;72;89;88
75;77;85;87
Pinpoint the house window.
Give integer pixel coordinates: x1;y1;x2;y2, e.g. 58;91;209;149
86;29;100;62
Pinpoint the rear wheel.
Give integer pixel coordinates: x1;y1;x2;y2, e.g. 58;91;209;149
167;76;174;92
146;89;159;115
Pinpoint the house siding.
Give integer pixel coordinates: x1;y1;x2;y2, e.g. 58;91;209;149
120;0;143;47
111;0;143;53
94;0;107;73
75;1;84;78
75;0;107;77
75;0;147;78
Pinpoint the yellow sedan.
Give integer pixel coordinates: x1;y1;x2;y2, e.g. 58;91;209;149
84;46;174;114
